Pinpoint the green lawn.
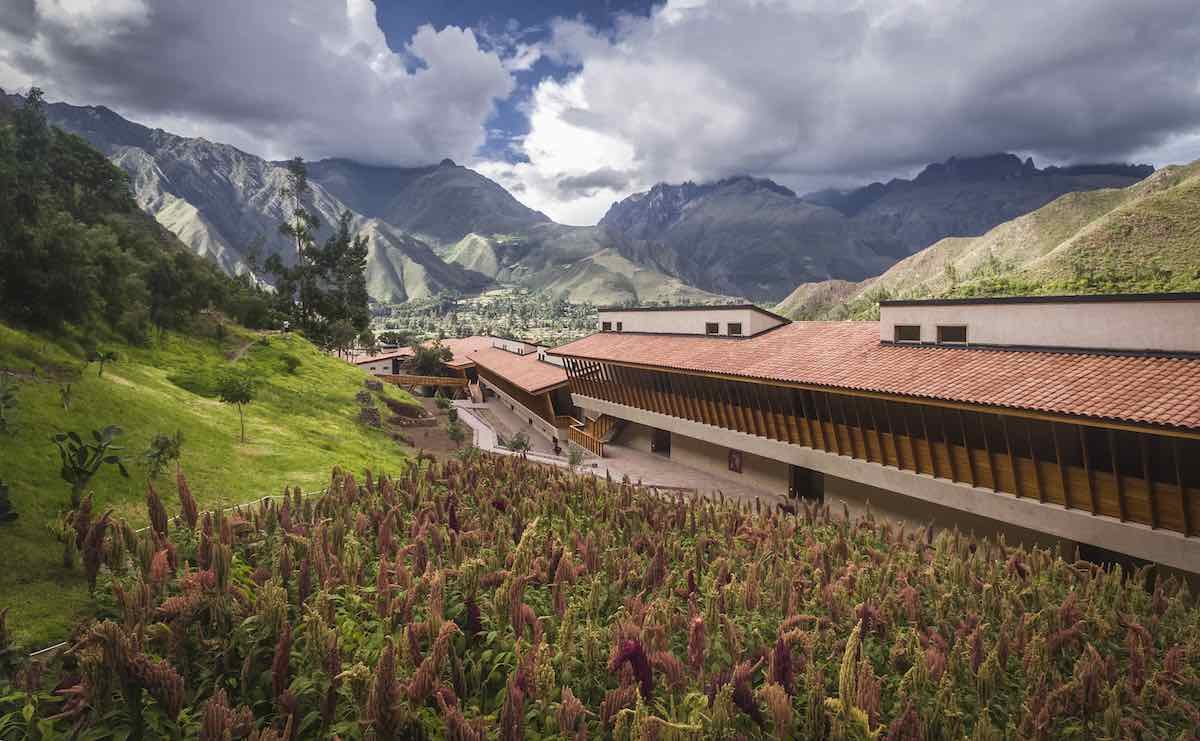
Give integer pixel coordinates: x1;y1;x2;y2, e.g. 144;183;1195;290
0;320;415;649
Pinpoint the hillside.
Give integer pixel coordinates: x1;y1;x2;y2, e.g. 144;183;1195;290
776;160;1200;319
0;321;417;647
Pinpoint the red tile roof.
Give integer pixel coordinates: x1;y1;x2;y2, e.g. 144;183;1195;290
550;322;1200;431
349;349;412;365
433;336;496;368
469;346;568;394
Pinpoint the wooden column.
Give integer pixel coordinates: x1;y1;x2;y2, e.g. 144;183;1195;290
1107;429;1127;521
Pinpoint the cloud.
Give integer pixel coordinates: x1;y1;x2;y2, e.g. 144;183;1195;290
557;166;632;195
0;0;514;166
488;0;1200;223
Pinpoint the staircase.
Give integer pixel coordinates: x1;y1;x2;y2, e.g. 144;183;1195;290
589;415;623;443
468;382;483;404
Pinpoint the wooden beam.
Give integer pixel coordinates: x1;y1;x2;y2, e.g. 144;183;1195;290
979;413;997;491
1141;433;1159;529
1051;422;1071;509
958;410;977;487
1107;429;1127;521
999;415;1023;499
797;390;820;450
1173;438;1191;536
1026;420;1045;503
938;408;959;483
1078;425;1098;515
822;392;842;455
883;400;902;465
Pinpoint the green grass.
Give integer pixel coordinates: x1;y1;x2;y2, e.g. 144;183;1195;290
0;320;416;649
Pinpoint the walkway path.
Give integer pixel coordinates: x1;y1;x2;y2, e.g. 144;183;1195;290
454;400;782;506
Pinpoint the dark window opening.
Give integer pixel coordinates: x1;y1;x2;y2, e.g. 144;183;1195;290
615;321;623;331
727;322;743;336
790;465;824;503
706;322;719;335
894;325;921;342
602;321;612;331
937;325;968;344
651;428;671;456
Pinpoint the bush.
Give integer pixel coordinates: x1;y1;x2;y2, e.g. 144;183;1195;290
7;460;1199;738
0;480;15;523
280;353;301;374
141;430;184;479
434;395;452;410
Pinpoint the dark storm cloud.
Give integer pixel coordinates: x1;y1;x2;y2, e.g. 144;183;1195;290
557;166;631;195
0;0;514;165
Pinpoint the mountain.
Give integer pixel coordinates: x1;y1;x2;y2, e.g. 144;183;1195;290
775;160;1200;319
601;155;1152;302
23;89;1158;308
34;96;490;302
305;157;551;246
30;93;713;305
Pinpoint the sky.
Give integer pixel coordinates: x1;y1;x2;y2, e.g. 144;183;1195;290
2;0;1199;225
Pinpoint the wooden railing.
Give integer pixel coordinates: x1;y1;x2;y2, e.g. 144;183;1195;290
556;415;579;430
381;374;469;388
590;414;619;442
568;425;605;458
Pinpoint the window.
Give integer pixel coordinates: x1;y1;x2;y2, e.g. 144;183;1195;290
616;322;623;331
602;321;612;331
894;324;921;343
937;325;968;344
727;322;743;336
705;322;719;335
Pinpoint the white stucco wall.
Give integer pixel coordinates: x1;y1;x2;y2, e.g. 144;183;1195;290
575;393;1200;572
880;299;1200;352
357;360;393;375
598;307;785;336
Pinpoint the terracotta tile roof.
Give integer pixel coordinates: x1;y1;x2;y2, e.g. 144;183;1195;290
348;349;412;365
469;346;568;394
550;322;1200;431
432;336;496;368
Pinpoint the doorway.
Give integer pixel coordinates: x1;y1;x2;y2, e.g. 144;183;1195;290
651;428;671;456
789;465;824;503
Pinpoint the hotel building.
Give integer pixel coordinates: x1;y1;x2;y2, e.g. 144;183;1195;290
550;296;1200;573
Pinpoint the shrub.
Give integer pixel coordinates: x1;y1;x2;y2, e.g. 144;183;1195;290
141;430;184;479
434;395;452;410
0;480;15;523
88;349;117;377
0;375;17;434
280;352;301;374
446;419;466;448
446;407;458;424
5;459;1198;739
51;425;129;508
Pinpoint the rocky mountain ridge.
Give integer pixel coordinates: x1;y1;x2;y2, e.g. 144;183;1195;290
599;154;1151;301
13;88;1158;306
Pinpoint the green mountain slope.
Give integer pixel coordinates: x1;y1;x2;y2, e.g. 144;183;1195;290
0;322;415;648
776;161;1200;319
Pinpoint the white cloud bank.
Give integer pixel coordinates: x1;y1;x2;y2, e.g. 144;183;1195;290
482;0;1200;224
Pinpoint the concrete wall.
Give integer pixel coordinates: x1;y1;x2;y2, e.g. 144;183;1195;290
356;359;397;375
479;378;564;444
880;299;1200;353
597;308;784;336
575;393;1200;572
491;337;538;355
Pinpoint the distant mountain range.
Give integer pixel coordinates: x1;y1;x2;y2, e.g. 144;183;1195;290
600;155;1152;300
10;88;1157;305
775;160;1200;320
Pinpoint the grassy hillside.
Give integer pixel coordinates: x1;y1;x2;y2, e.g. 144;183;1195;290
776;161;1200;320
0;319;415;648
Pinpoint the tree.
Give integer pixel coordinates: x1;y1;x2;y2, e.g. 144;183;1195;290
217;370;256;443
406;340;452;377
142;430;184;479
89;349;117;377
378;330;411;347
52;425;129;509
